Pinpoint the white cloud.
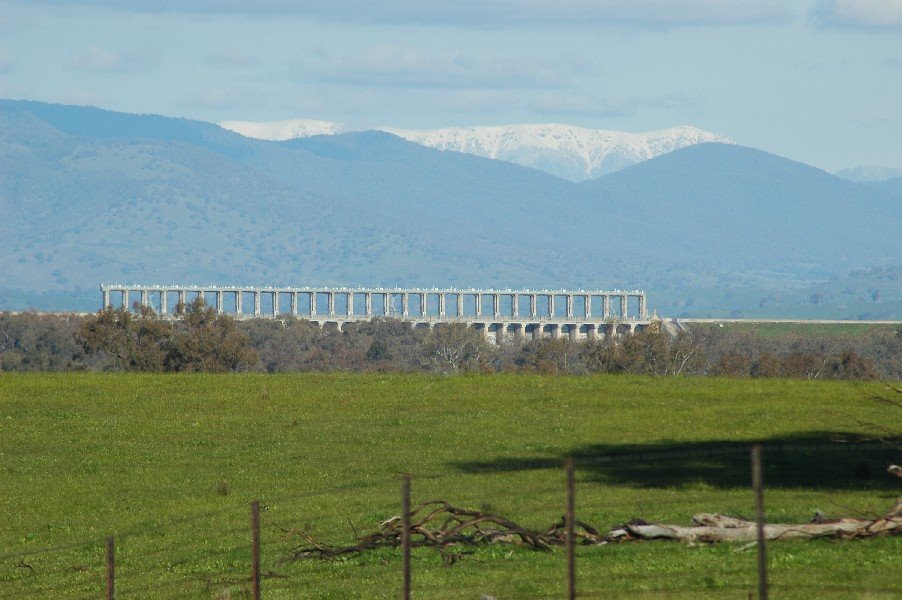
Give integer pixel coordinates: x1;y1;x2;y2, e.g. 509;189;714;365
11;0;795;27
297;45;595;89
65;46;153;73
811;0;902;29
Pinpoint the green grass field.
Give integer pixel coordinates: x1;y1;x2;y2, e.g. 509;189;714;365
1;373;899;598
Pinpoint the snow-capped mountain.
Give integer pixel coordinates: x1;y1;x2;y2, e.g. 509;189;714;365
218;119;731;181
383;124;732;181
219;118;345;141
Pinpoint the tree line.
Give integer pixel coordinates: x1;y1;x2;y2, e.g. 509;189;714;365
1;301;899;379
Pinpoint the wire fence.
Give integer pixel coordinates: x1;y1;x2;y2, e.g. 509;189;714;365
1;442;899;599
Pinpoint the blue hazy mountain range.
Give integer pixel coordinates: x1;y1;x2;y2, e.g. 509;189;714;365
1;100;899;318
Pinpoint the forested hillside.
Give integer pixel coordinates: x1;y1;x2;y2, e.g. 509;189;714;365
1;100;899;318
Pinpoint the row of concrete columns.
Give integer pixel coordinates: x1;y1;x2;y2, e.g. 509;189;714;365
102;287;648;320
308;320;641;341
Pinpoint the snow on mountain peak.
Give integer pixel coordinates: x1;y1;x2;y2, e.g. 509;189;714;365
219;118;345;141
217;119;731;181
382;123;732;181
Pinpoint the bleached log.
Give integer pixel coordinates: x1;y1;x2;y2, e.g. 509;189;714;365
623;509;901;543
285;498;901;562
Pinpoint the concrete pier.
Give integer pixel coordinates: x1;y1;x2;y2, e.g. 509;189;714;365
99;285;651;343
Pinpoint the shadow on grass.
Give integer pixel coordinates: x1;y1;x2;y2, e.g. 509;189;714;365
451;432;900;489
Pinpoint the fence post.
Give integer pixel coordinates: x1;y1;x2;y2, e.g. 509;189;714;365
401;474;412;600
105;536;114;600
751;445;768;600
251;500;261;600
565;457;576;600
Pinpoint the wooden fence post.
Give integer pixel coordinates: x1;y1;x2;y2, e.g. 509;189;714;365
251;500;261;600
751;445;768;600
565;457;576;600
105;536;114;600
401;474;412;600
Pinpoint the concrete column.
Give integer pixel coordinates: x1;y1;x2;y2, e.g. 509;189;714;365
587;324;597;341
514;324;525;342
639;294;647;319
402;293;409;317
272;292;279;316
384;294;390;316
493;294;500;318
530;294;537;318
584;295;591;318
365;293;372;316
475;293;482;317
215;291;223;314
512;294;519;317
345;293;353;317
309;292;316;317
608;323;618;340
328;292;335;316
532;324;543;341
160;291;167;314
549;295;555;317
438;293;446;317
476;323;487;339
178;290;186;309
566;294;573;318
621;294;628;319
625;323;635;335
236;291;243;315
603;295;610;319
253;291;261;316
122;290;130;309
456;294;464;317
139;290;148;307
291;292;298;316
420;293;426;316
495;324;505;345
550;324;560;339
102;289;110;308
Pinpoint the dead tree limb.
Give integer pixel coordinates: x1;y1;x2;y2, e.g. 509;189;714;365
281;497;901;562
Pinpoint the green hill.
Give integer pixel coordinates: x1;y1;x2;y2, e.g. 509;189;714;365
1;100;899;317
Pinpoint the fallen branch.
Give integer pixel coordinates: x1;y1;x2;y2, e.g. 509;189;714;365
615;509;901;543
282;497;902;561
283;500;602;561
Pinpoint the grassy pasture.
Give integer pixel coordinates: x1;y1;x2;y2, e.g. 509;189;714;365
0;373;899;598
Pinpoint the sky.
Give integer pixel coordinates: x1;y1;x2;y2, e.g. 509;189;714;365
0;0;901;172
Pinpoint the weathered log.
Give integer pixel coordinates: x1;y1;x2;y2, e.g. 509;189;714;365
280;497;902;562
621;503;902;542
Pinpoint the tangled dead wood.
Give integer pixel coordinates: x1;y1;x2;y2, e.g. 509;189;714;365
281;497;902;561
281;500;603;561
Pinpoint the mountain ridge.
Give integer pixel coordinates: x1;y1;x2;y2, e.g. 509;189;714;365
218;119;731;181
835;164;902;182
1;99;899;318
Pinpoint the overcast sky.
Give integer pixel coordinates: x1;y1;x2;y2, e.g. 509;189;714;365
1;0;900;171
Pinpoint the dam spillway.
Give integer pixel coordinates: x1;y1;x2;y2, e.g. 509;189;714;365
100;285;652;341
